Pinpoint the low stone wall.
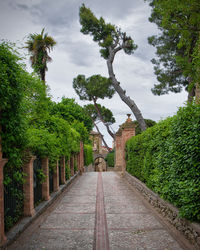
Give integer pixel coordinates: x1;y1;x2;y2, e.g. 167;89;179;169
124;171;200;248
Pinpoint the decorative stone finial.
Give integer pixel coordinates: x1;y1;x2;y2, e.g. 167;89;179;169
126;114;132;123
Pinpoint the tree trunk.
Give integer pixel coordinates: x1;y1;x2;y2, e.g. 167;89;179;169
94;123;111;152
187;85;195;103
92;99;114;138
40;69;46;84
107;55;147;131
195;83;200;104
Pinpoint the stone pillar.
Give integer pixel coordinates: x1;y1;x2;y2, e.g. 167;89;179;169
70;155;74;176
42;157;50;201
114;114;135;173
60;156;66;184
0;158;8;246
23;156;36;217
53;160;59;192
77;152;80;172
114;128;123;171
121;119;135;173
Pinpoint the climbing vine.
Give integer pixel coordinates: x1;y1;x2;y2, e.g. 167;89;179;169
0;41;93;231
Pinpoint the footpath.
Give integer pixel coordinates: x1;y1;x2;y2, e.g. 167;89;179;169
7;172;193;250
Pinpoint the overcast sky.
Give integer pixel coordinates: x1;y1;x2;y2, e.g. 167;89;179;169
0;0;188;147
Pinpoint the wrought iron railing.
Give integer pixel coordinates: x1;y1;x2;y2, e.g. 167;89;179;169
33;158;42;206
49;168;54;193
4;176;23;232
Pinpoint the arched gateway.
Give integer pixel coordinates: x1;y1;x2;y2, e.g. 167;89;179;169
90;131;109;172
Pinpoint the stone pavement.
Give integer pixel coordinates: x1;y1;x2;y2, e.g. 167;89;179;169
7;172;192;250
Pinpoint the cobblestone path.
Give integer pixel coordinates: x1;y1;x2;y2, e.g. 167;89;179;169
8;172;190;250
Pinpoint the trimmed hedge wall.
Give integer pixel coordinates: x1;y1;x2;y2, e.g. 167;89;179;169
126;103;200;222
105;150;115;167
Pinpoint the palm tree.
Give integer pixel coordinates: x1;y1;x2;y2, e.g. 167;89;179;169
25;28;56;83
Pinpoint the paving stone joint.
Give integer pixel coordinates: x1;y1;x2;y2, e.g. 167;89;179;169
124;171;200;249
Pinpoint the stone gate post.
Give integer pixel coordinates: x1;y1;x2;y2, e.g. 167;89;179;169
114;114;135;172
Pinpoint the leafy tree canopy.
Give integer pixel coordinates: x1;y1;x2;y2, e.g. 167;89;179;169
84;104;115;125
146;0;200;100
73;74;115;101
0;41;29;166
79;4;137;59
25;28;56;82
51;97;93;132
133;118;156;135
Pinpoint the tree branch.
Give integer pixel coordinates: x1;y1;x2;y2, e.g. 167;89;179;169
93;122;111;152
92;98;114;138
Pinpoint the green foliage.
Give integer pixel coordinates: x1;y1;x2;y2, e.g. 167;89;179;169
26;128;61;159
0;42;28;166
69;128;81;153
25;28;56;81
0;42;30;231
65;164;71;180
84;144;93;166
36;168;46;184
105;150;115;167
71;120;90;143
126;103;200;221
1;41;91;230
4;179;24;232
74;157;78;172
73;74;115;101
51;97;93;132
84;104;115;124
146;0;200;98
79;4;137;59
133;119;156;135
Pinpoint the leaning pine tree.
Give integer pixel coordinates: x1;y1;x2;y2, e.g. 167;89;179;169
73;74;115;138
79;4;147;131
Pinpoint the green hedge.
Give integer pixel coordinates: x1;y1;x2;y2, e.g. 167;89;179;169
84;144;93;166
126;103;200;222
105;150;115;167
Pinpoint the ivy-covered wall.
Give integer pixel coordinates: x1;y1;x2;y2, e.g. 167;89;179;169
126;103;200;222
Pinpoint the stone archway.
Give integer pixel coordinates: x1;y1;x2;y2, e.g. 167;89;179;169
93;155;107;172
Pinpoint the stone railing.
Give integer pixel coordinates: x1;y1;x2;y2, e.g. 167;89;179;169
123;171;200;248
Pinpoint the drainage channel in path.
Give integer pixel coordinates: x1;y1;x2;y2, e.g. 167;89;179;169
94;172;110;250
7;172;194;250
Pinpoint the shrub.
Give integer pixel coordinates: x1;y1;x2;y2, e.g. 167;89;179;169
126;103;200;222
105;150;115;167
84;144;93;166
